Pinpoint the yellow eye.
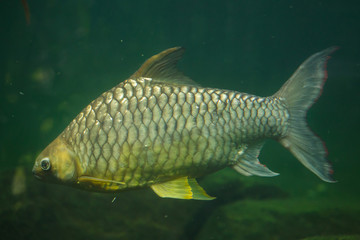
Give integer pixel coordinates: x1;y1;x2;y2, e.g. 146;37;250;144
40;157;51;171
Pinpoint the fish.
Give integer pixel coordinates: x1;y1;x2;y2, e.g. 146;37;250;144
32;47;336;200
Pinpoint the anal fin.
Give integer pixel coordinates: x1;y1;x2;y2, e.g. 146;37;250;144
232;142;279;177
150;177;215;200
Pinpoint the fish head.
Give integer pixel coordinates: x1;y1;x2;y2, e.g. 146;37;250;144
33;136;80;185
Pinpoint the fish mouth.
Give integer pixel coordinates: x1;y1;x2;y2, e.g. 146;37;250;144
33;174;42;180
32;168;43;180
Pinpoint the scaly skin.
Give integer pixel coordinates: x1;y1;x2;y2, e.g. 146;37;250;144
61;77;289;191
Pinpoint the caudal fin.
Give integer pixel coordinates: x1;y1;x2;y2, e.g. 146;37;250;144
274;47;337;183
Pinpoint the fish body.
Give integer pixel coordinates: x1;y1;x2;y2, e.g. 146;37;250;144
33;47;336;200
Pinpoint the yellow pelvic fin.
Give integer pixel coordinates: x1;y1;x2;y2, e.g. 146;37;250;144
77;176;125;191
150;177;215;200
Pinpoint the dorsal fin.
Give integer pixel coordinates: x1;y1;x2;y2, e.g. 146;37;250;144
130;47;200;86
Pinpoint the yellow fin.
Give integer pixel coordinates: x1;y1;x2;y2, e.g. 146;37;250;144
77;176;125;191
150;177;215;200
130;47;200;87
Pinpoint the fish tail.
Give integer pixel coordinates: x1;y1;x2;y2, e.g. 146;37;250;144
274;47;337;183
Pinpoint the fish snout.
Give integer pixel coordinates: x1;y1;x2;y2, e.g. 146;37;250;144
32;165;43;180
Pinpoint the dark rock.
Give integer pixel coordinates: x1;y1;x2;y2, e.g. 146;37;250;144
195;199;360;240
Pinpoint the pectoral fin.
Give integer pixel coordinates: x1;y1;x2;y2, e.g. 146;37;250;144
77;176;125;191
150;177;215;200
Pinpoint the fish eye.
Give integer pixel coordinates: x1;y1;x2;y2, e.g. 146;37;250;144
40;157;51;171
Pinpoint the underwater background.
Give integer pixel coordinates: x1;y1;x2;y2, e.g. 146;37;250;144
1;0;360;239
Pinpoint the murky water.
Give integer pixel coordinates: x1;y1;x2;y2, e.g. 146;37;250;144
1;1;359;239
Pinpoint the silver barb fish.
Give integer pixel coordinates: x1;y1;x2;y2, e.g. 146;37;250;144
33;47;336;200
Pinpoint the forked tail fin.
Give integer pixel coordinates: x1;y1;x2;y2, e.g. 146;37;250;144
274;47;337;182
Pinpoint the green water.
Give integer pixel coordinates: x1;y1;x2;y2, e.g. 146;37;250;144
1;1;359;239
